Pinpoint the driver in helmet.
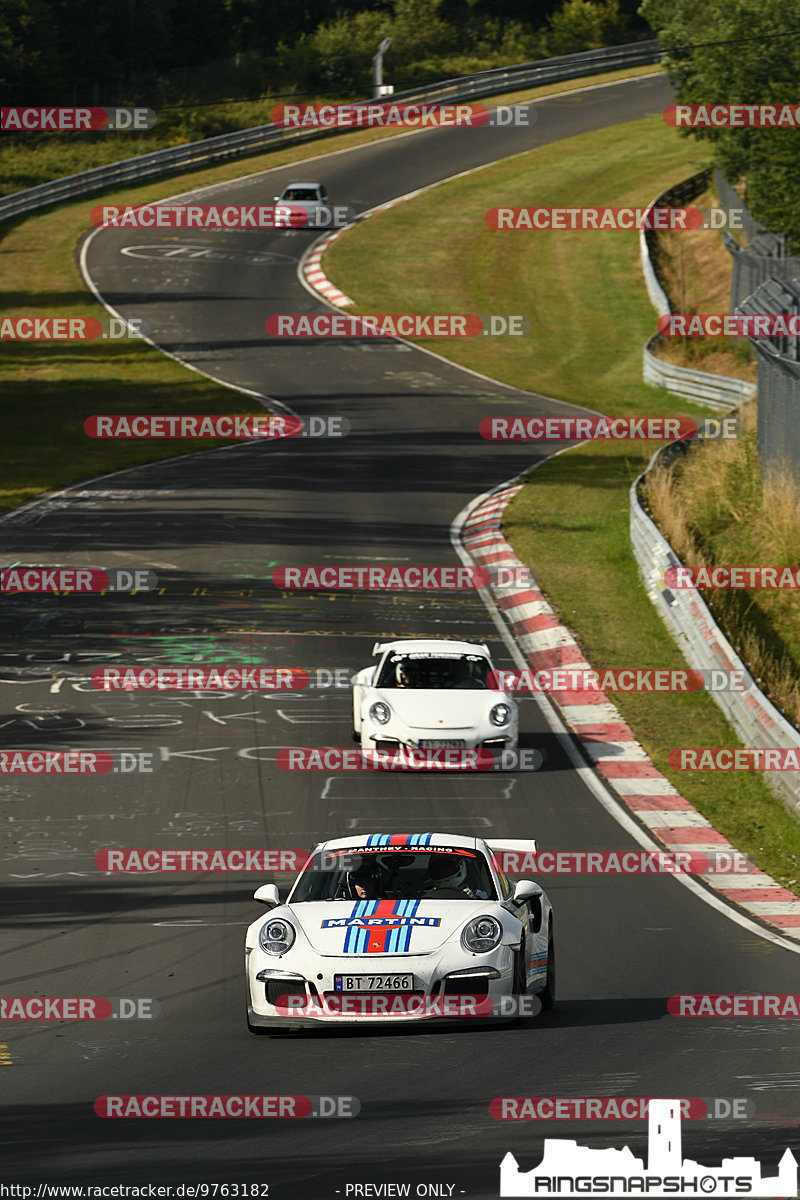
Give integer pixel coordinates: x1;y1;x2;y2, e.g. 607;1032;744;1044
396;661;414;687
338;856;384;900
423;854;486;899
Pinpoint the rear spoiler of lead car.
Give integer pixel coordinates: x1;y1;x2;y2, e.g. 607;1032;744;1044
486;839;538;871
371;641;490;656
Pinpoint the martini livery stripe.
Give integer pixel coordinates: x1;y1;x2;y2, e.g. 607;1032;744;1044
340;899;424;954
365;833;433;846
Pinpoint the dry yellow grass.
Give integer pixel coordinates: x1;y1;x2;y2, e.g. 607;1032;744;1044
643;401;800;726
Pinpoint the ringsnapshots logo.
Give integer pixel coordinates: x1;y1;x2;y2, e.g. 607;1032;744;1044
1;997;158;1019
83;414;348;439
1;107;156;131
0;750;158;774
271;102;535;128
485;206;742;231
0;567;157;592
1;316;148;340
265;314;529;338
499;1098;798;1197
95;1095;359;1118
479;417;740;441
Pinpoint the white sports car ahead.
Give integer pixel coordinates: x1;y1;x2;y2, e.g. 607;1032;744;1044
352;638;518;754
245;832;555;1031
272;181;330;227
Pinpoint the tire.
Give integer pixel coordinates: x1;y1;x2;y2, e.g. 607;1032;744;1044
513;938;528;997
538;929;556;1011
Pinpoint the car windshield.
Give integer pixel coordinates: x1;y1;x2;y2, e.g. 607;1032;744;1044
282;188;321;202
289;848;498;902
376;652;491;690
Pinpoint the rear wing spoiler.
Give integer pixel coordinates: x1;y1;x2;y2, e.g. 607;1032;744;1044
371;641;490;656
487;839;538;873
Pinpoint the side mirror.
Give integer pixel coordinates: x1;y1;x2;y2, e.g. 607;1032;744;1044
512;880;542;905
273;195;280;203
254;883;280;907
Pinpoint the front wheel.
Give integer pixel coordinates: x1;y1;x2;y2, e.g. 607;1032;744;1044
513;939;528;998
538;929;556;1011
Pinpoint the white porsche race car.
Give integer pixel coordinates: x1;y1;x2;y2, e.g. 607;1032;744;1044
352;639;519;754
245;832;555;1030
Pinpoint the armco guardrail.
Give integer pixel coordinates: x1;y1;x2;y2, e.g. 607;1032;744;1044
639;169;753;410
642;338;756;409
0;40;661;225
630;455;800;821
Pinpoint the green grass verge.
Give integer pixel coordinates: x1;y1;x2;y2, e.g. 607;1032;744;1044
324;114;800;892
0;66;662;517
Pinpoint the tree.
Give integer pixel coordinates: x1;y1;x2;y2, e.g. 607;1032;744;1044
0;0;61;100
639;0;800;246
546;0;624;55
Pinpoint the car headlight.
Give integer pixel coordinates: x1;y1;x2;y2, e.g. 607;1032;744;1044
490;703;511;727
369;701;391;725
259;918;296;955
461;915;503;953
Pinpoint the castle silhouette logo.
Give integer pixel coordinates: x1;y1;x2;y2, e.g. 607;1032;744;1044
500;1099;797;1197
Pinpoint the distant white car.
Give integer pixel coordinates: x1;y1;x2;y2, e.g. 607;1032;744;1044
352;638;518;754
245;832;555;1030
273;181;330;228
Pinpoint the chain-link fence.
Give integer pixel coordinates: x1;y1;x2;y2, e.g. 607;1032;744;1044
737;278;800;470
716;170;800;473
